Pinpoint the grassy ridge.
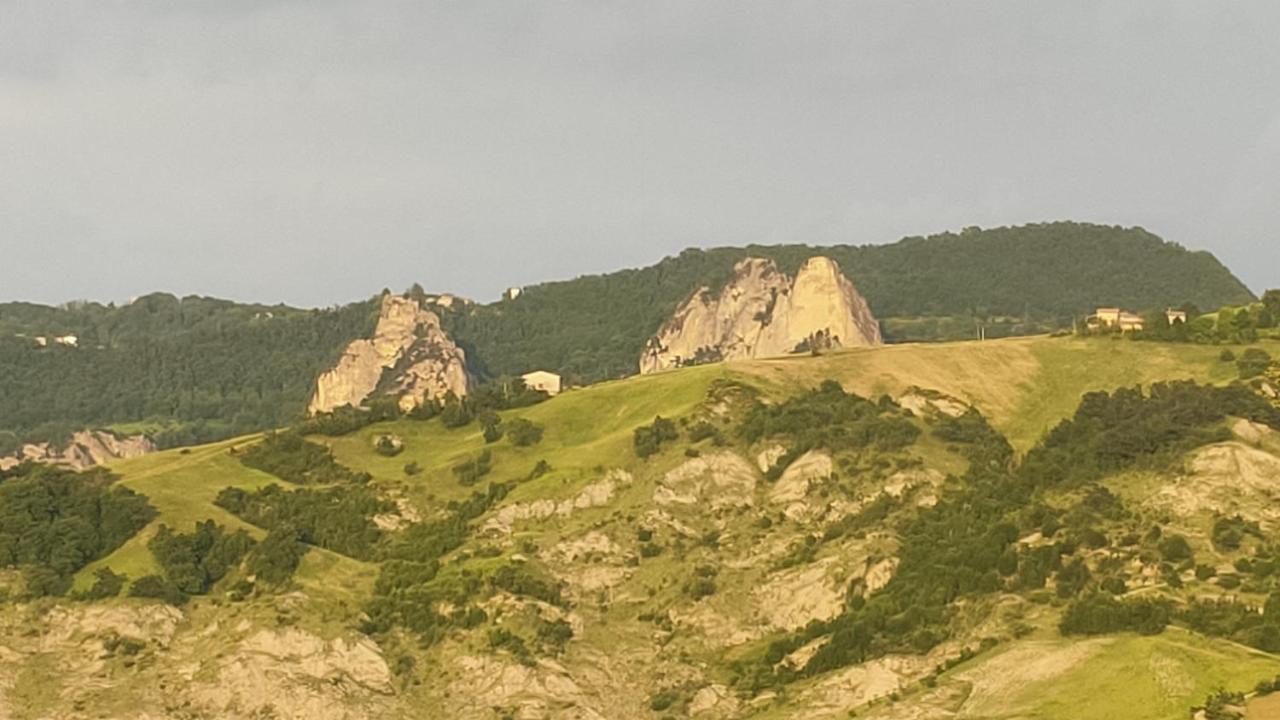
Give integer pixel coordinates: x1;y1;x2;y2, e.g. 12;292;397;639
945;628;1280;720
735;336;1280;451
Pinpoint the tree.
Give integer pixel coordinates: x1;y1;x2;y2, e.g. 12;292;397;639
248;527;308;586
1238;348;1273;379
506;418;544;446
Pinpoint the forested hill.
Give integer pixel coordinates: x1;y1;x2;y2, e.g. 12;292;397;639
0;293;377;452
445;222;1254;382
0;221;1254;450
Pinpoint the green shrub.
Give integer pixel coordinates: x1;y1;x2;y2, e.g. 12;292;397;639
374;435;404;457
507;418;544;447
634;416;678;458
452;450;493;486
1239;348;1273;379
1159;535;1194;562
80;568;128;600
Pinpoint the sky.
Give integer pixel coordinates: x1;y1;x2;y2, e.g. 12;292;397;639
3;2;1279;308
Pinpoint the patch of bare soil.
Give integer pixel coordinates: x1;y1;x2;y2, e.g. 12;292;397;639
1152;442;1280;527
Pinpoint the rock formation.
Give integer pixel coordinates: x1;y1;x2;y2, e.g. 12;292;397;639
0;429;156;471
639;256;881;373
309;293;469;414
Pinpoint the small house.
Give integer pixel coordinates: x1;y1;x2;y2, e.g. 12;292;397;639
521;370;562;397
1166;309;1188;325
1091;308;1144;332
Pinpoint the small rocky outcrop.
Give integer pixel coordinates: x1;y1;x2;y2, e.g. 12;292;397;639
0;429;156;471
309;293;469;414
639;256;881;374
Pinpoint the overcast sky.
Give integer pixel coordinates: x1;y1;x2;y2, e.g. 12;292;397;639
3;2;1279;308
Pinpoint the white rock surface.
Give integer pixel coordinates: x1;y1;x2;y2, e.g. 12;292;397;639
639;256;881;373
309;293;468;414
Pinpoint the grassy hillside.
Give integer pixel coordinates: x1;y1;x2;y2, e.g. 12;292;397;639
736;335;1274;451
0;223;1254;452
8;333;1280;720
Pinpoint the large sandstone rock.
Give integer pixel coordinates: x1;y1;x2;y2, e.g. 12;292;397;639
0;429;156;470
309;293;469;414
639;256;881;374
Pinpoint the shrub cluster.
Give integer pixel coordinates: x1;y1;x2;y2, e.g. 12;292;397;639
215;484;390;560
238;432;371;485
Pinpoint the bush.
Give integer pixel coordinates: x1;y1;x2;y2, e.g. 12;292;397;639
1220;349;1237;362
1238;348;1273;379
1159;535;1194;563
1060;594;1171;636
479;410;503;443
80;567;127;600
128;575;187;605
374;435;404;457
403;461;421;476
634;416;679;458
452;450;493;486
507;418;544;447
247;527;308;586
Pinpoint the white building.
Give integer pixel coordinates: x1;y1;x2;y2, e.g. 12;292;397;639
1166;308;1188;325
521;370;562;397
54;335;78;347
504;287;523;301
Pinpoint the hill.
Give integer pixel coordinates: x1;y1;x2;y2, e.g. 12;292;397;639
0;293;376;452
3;334;1280;719
0;222;1255;453
446;222;1254;382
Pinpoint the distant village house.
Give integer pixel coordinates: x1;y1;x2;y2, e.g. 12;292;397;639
1090;307;1145;332
1165;308;1188;325
521;370;562;397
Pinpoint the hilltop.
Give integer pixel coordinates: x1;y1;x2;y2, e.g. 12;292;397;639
4;334;1280;719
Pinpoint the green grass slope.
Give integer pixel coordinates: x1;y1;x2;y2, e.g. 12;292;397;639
736;335;1280;451
936;628;1280;720
54;333;1280;720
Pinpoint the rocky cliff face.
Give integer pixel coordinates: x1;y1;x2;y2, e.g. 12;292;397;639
639;256;881;373
309;294;469;414
0;430;156;471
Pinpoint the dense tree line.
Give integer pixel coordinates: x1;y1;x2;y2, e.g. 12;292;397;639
1059;594;1172;636
214;484;390;560
296;381;549;440
738;381;920;477
0;463;155;597
238;432;371;485
445;222;1253;383
0;293;377;448
142;521;255;597
1020;381;1280;487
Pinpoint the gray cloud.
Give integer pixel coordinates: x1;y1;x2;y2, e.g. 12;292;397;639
2;1;1278;307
